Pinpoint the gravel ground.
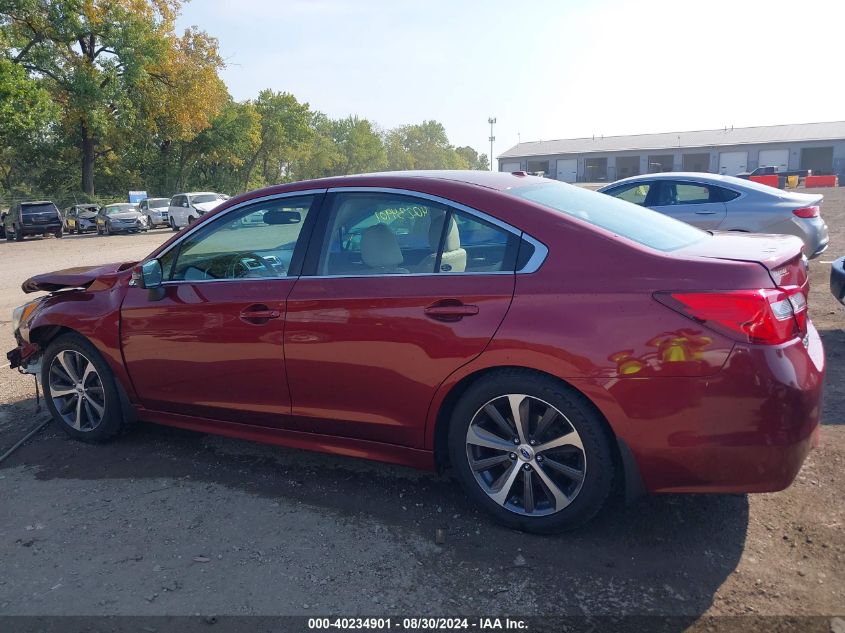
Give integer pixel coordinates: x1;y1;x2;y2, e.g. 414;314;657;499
0;196;843;622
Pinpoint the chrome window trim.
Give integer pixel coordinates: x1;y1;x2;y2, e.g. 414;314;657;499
519;234;548;274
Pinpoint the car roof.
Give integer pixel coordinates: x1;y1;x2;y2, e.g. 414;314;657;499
176;191;220;196
225;170;547;201
603;172;755;187
21;200;55;205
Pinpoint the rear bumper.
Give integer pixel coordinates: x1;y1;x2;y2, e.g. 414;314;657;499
610;321;825;494
20;224;62;235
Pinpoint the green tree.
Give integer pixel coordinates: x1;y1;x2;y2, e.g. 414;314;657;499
0;57;57;193
456;145;489;170
385;120;469;171
2;0;223;195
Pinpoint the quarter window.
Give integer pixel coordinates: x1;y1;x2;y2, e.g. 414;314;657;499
163;195;315;281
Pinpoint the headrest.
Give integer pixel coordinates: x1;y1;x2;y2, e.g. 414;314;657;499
361;223;403;268
429;215;461;252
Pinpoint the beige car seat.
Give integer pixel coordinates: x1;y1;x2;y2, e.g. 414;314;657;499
360;223;409;274
415;215;467;273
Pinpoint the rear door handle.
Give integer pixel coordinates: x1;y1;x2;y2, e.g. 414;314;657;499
240;304;281;324
424;301;479;321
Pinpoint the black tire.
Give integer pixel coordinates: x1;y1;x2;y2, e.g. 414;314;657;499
447;369;616;533
188;215;195;225
54;229;63;238
41;333;127;443
97;226;103;235
105;222;111;236
14;226;23;242
170;218;178;232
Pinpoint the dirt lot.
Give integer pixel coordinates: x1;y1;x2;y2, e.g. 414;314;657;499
0;195;843;624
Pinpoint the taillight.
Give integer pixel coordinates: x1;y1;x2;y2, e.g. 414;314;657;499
793;206;819;218
654;287;807;345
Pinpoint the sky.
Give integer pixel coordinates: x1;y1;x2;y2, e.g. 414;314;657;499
176;0;845;164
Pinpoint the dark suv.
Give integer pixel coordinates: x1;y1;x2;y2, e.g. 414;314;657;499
3;201;63;241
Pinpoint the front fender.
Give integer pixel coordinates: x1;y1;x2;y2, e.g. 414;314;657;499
26;275;135;401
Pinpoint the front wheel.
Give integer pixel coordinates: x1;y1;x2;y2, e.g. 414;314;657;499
448;370;616;533
170;217;178;232
14;226;23;242
42;334;128;443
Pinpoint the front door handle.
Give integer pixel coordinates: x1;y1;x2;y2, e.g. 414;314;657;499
694;209;718;215
424;300;479;322
240;304;281;324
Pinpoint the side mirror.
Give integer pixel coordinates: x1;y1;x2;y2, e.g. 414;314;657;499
264;210;301;225
182;202;189;207
132;259;163;289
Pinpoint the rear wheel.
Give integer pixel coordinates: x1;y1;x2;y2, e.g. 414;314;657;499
54;228;63;238
42;334;127;443
14;225;23;241
448;370;615;533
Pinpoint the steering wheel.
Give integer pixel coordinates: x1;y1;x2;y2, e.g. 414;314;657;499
225;252;279;278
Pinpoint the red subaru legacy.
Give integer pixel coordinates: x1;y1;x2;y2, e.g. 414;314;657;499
7;171;824;532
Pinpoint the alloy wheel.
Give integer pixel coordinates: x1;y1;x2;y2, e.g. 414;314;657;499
48;350;106;431
465;394;586;516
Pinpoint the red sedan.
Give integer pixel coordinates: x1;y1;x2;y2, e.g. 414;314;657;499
7;171;824;533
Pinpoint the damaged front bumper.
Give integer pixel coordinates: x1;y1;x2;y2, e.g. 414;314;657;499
7;340;41;374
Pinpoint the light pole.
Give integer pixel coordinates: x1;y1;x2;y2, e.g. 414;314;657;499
488;117;496;171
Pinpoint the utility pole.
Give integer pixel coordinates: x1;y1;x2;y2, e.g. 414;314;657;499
488;117;496;171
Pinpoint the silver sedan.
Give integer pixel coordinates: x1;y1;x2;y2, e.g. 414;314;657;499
598;172;829;258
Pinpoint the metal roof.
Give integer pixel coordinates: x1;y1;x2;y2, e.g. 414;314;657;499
498;121;845;159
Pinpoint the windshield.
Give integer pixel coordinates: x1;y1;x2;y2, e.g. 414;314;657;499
508;181;707;252
107;204;137;214
148;198;169;208
191;194;222;204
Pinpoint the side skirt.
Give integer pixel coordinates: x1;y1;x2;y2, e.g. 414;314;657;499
137;408;437;471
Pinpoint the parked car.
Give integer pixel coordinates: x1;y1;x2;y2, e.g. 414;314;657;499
167;192;226;230
7;171;823;533
138;197;171;229
63;204;100;234
96;203;149;235
0;211;6;238
3;200;63;241
598;172;829;258
831;256;845;305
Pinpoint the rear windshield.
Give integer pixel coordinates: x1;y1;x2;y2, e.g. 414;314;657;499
21;203;58;216
507;181;708;252
148;198;169;208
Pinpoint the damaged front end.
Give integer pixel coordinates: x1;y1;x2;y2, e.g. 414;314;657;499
8;298;44;374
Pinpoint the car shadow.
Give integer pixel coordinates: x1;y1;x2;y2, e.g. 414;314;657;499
0;395;748;619
818;328;844;425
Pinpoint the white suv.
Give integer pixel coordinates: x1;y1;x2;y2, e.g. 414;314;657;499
167;192;226;230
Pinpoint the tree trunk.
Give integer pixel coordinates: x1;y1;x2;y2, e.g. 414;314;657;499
80;121;95;195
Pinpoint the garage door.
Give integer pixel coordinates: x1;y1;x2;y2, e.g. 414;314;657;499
758;149;789;172
718;151;747;176
501;161;521;173
556;158;578;182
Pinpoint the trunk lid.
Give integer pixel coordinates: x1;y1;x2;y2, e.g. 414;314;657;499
676;231;808;295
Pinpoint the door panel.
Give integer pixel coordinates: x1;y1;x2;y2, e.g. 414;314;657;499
284;275;515;447
121;280;293;425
